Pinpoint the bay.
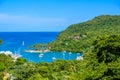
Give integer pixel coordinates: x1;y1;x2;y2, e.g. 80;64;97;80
0;32;80;62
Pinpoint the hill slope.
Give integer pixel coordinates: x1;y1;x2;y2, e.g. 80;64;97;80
48;15;120;52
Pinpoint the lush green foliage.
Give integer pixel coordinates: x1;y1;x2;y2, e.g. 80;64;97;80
0;54;13;79
30;44;47;51
48;15;120;52
83;34;120;80
93;34;120;63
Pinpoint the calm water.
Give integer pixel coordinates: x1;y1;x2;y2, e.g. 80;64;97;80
0;32;81;62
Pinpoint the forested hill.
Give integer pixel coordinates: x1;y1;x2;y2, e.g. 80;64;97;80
48;15;120;52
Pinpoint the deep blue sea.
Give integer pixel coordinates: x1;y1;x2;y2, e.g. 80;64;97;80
0;32;81;62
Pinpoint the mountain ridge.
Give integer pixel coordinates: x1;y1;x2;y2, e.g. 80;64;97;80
48;15;120;52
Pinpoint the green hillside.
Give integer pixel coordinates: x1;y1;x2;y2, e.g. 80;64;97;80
48;15;120;52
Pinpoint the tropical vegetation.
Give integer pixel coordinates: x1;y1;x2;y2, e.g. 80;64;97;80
48;15;120;52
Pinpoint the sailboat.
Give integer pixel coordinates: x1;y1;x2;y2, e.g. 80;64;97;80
62;52;65;59
39;53;44;58
52;57;56;60
69;52;72;60
52;52;56;60
22;41;25;46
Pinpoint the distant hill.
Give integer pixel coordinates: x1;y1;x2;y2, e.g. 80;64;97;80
48;15;120;52
0;39;2;44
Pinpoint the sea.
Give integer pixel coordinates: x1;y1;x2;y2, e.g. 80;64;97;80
0;32;81;62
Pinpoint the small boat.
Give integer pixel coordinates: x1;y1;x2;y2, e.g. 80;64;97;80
69;52;72;54
22;41;25;46
76;56;83;60
39;54;44;58
52;57;56;60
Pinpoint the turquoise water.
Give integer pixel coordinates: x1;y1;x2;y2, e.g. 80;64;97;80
0;32;81;62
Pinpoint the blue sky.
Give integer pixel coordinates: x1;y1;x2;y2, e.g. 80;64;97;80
0;0;120;32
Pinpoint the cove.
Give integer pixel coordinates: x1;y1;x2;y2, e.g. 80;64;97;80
0;32;82;62
22;51;82;62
